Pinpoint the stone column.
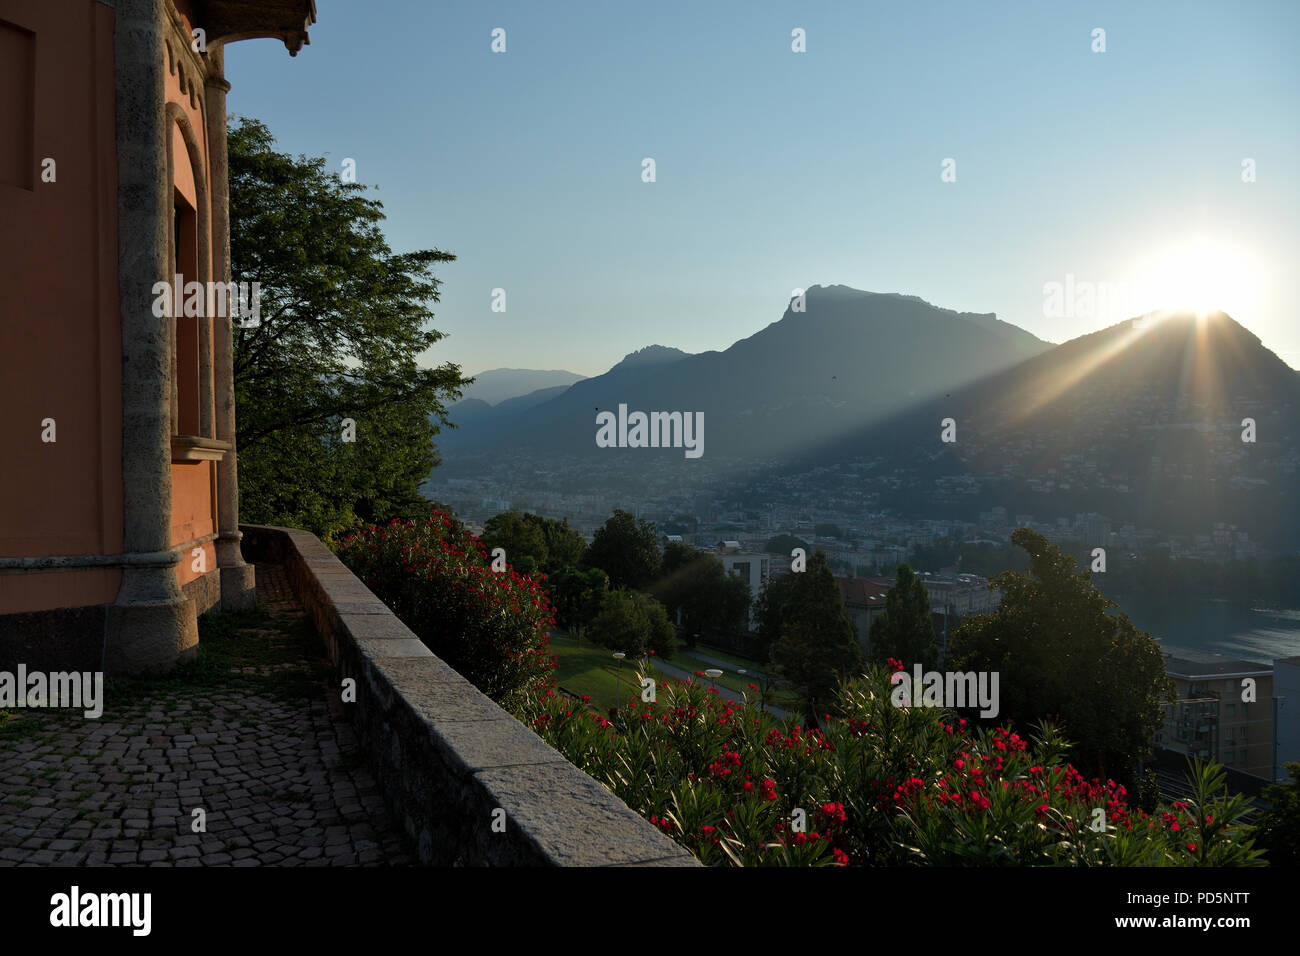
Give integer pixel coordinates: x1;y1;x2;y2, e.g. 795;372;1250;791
205;46;256;611
107;0;197;672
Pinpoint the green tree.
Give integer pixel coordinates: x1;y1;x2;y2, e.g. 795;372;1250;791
548;566;609;640
949;528;1175;784
764;533;810;556
537;515;587;572
754;570;797;666
766;551;862;723
1255;762;1300;866
868;564;940;671
481;511;587;575
814;523;844;539
481;511;547;574
585;510;661;590
229;117;466;540
661;541;705;577
589;589;676;660
650;554;750;648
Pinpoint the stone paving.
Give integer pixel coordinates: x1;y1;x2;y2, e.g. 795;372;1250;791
0;563;413;866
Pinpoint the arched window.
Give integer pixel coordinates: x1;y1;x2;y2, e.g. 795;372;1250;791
171;186;200;436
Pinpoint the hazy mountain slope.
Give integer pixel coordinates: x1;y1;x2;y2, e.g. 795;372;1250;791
442;286;1052;460
457;367;586;406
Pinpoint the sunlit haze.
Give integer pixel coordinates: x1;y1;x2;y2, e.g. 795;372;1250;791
223;0;1300;376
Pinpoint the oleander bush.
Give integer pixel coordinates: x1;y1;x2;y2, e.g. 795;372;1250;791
335;511;557;709
517;659;1264;867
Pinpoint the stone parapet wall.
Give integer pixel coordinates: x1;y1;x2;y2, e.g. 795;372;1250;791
239;524;698;867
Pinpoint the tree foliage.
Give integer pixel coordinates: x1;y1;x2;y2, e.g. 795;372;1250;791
229;117;467;540
868;564;940;671
1255;761;1300;866
548;566;609;637
754;571;797;667
763;551;862;723
481;510;587;576
764;534;810;556
585;510;661;590
589;589;677;660
949;528;1175;783
650;552;751;647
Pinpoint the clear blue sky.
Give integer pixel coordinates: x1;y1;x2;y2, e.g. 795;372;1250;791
225;0;1300;378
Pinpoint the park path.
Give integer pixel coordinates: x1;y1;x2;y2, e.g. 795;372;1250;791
0;562;412;867
684;650;773;682
652;659;790;721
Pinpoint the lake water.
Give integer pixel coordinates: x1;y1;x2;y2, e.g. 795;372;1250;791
1120;598;1300;665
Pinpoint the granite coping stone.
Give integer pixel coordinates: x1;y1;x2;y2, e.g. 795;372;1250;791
329;602;397;616
337;612;421;642
428;716;570;775
473;762;695;867
377;659;509;723
354;636;433;660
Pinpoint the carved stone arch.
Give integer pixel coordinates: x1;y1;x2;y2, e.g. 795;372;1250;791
164;103;214;439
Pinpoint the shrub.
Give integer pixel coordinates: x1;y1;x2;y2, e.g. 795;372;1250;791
335;511;556;709
516;661;1264;867
588;589;677;661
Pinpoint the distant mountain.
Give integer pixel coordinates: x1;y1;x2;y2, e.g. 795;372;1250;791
456;368;586;406
439;285;1052;460
804;310;1300;543
445;396;494;424
494;384;574;412
611;345;693;371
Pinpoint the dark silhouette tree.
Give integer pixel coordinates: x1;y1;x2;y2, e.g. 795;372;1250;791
950;528;1174;784
585;510;660;590
868;564;940;671
765;551;862;724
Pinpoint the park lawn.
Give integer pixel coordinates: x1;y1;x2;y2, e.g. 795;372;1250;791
546;631;645;712
548;631;800;714
547;632;753;711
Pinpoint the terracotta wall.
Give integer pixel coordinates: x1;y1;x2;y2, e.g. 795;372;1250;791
163;11;219;587
0;0;122;612
0;0;223;606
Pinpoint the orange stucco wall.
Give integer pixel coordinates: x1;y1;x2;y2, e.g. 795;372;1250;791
0;0;123;612
0;0;224;609
163;26;219;589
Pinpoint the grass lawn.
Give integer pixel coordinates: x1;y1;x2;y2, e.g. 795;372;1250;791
547;632;799;714
546;631;646;712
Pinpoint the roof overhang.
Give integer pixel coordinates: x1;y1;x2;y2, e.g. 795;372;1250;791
199;0;317;56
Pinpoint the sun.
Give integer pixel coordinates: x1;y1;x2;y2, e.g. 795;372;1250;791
1130;237;1259;321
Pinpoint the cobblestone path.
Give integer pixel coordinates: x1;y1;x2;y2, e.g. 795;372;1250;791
0;563;412;866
